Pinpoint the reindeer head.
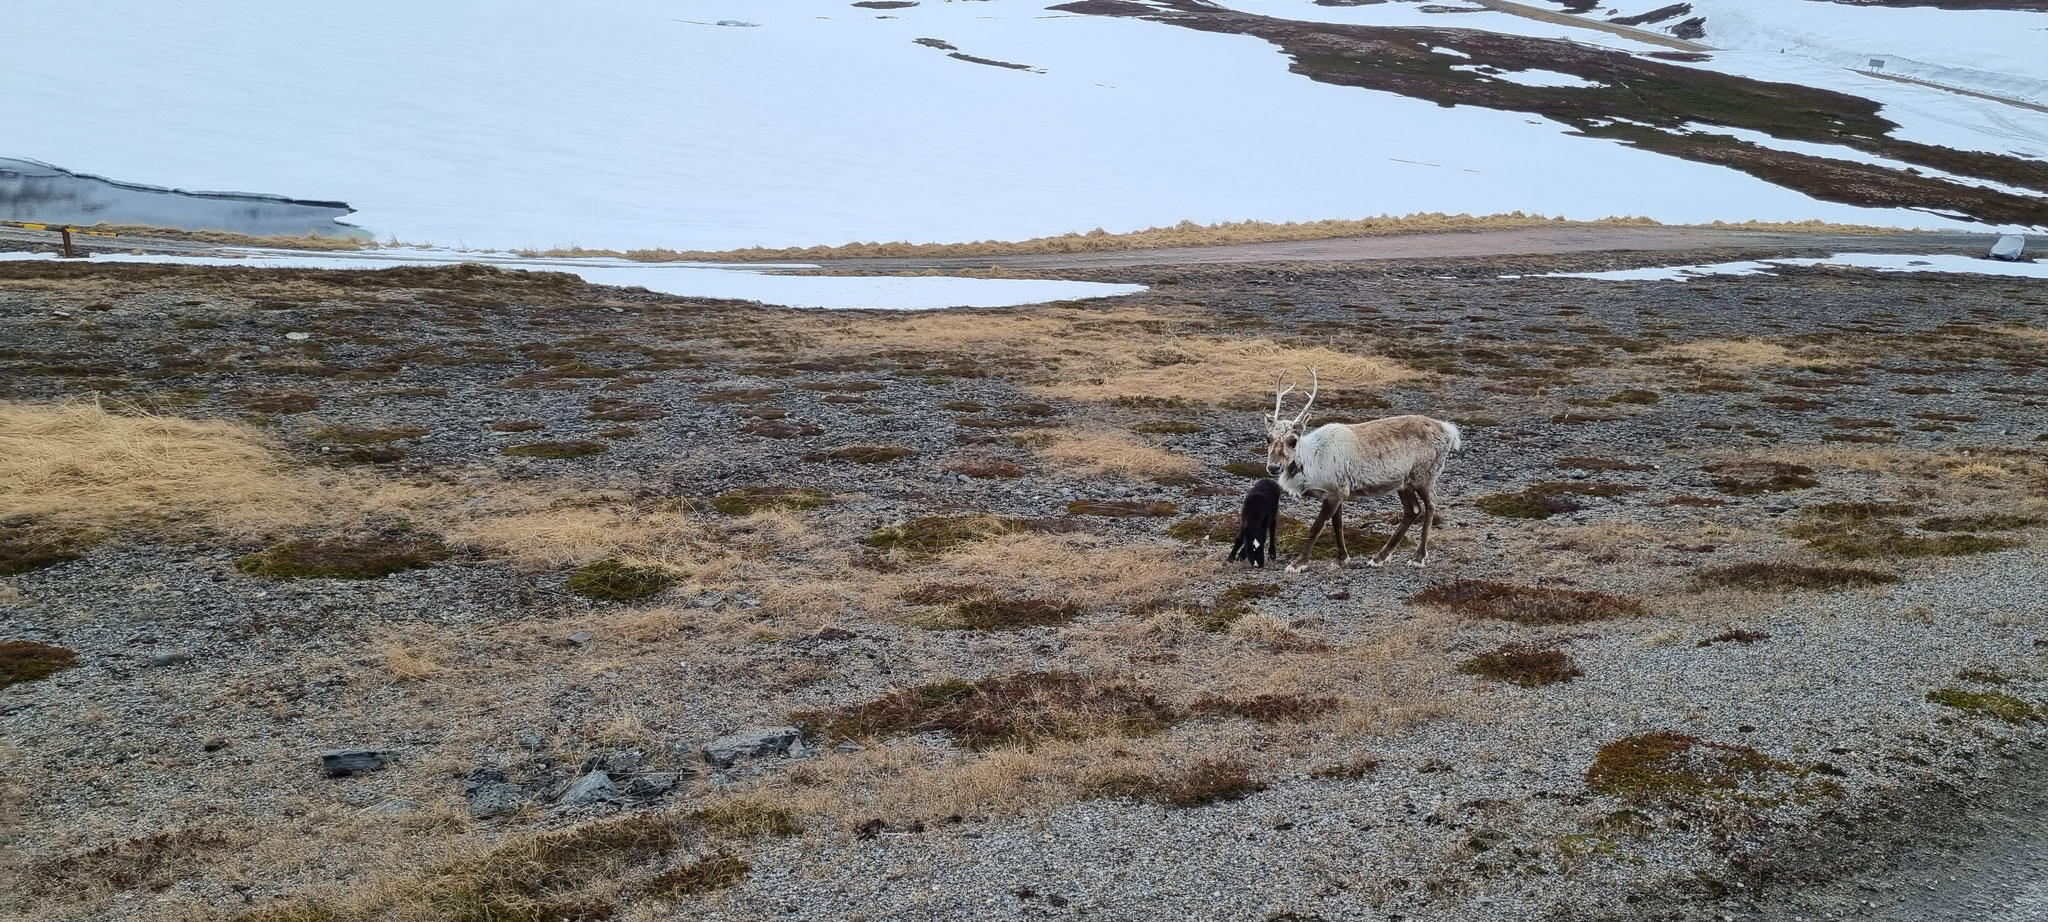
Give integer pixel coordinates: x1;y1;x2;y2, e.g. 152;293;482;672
1264;367;1318;477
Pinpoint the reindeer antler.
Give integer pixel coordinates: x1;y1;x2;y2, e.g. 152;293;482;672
1290;366;1319;426
1270;371;1295;423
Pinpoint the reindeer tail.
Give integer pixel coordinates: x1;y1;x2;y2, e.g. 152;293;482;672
1440;420;1463;452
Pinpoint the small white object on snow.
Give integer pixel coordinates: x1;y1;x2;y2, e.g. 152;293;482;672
1989;234;2025;262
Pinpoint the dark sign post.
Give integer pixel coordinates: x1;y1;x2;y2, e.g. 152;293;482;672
1;220;118;258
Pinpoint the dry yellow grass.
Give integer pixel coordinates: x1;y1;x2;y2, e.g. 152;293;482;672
1036;338;1414;406
83;223;375;251
0;399;447;538
1030;429;1201;480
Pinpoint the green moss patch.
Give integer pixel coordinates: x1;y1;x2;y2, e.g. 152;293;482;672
1221;460;1268;478
1458;643;1582;687
1067;499;1177;517
237;535;449;580
502;440;608;459
1790;522;2022;559
1412;580;1647;624
1919;513;2042;532
490;419;544;432
310;425;429;443
712;486;829;515
1690;561;1897;592
0;641;79;689
1705;461;1817;495
243;392;318;414
1928;687;2038;723
1802;501;1916;522
1586;731;1788;799
794;671;1177;749
565;559;676;601
867;515;1044;559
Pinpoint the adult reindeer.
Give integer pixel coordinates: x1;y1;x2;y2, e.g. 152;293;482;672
1265;368;1461;573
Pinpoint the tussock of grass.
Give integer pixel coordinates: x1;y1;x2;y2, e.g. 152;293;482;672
945;459;1025;479
1190;692;1340;722
237;535;450;580
1698;629;1771;647
1411;580;1648;624
794;672;1177;749
898;584;1082;631
406;813;688;921
1475;490;1581;519
0;640;78;689
490;419;544;432
1457;643;1582;687
1690;561;1897;592
1659;339;1828;371
1586;731;1786;799
1802;501;1916;522
565;558;677;601
867;515;1038;559
29;827;229;893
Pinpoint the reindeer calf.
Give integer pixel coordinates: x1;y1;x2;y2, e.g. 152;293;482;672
1229;478;1282;568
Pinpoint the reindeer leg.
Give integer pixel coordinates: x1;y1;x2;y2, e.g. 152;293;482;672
1287;497;1337;574
1409;485;1436;568
1330;498;1350;570
1371;488;1418;567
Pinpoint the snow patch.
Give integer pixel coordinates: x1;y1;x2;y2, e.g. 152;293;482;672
1548;251;2048;281
0;250;1144;311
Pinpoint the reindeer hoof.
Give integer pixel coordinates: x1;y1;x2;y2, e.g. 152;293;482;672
1406;558;1428;569
1365;557;1387;569
1285;563;1307;574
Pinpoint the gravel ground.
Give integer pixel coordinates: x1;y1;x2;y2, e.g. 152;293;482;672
2;252;2045;922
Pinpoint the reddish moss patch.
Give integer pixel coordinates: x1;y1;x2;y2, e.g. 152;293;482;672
0;526;85;576
1704;460;1817;495
898;584;1081;631
1662;495;1727;508
0;640;78;689
1411;580;1647;624
310;425;429;443
1190;692;1339;722
1698;629;1771;647
945;459;1025;479
502;440;608;459
1088;757;1268;808
587;398;665;422
642;852;749;898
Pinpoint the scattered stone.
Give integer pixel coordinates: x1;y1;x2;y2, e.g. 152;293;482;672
367;798;419;815
1989;234;2025;262
467;782;525;818
567;631;593;646
817;627;857;641
149;650;192;667
627;772;682;797
517;731;545;751
693;592;727;609
320;748;395;777
558;770;619;807
284;331;312;341
600;750;643;774
702;726;805;768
